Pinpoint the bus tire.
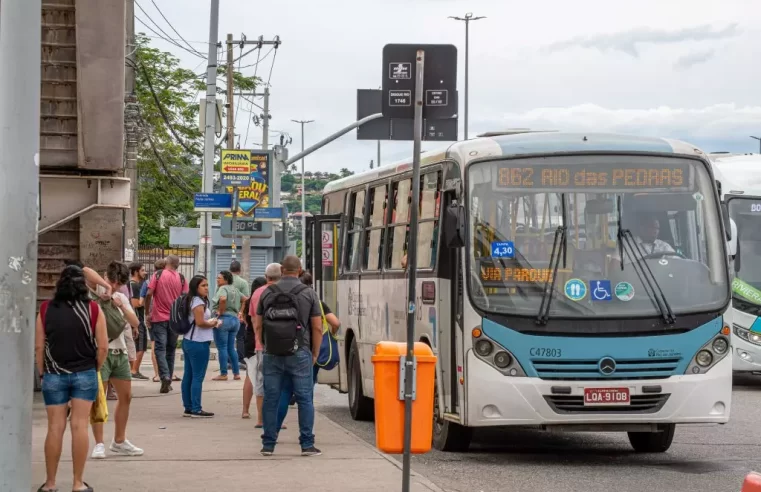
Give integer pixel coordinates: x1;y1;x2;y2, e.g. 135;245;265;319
627;424;675;453
348;338;374;421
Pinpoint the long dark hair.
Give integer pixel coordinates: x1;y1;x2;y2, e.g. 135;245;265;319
185;275;208;314
54;265;90;303
244;277;267;327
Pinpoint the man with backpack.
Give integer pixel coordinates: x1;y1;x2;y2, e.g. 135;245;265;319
254;256;323;457
144;255;188;394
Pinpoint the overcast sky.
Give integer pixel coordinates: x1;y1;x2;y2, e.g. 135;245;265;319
138;0;761;174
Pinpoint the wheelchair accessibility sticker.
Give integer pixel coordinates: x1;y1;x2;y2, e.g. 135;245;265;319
590;280;612;301
564;279;587;301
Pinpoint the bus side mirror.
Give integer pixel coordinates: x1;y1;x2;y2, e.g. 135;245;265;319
721;203;731;241
444;202;465;249
728;218;737;258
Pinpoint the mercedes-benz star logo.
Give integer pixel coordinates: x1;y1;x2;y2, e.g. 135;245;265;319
598;357;617;375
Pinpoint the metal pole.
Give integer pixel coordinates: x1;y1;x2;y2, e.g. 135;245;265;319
198;0;220;276
752;136;761;154
401;49;425;492
291;118;314;266
124;0;139;262
227;34;238;261
464;18;469;140
285;113;383;167
241;88;269;278
0;0;41;489
377;139;381;166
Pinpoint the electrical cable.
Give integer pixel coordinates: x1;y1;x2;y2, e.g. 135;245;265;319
149;0;204;57
135;15;204;59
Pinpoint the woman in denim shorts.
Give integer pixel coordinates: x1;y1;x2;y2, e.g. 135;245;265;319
35;265;108;492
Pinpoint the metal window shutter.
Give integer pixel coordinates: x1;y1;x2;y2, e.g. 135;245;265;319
214;248;267;280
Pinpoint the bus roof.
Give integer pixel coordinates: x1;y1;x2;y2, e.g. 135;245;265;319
711;154;761;194
322;132;707;194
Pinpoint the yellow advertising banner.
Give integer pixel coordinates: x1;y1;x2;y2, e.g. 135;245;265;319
223;151;270;217
220;149;251;186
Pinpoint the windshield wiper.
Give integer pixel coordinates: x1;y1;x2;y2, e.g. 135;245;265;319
536;194;568;325
615;196;675;324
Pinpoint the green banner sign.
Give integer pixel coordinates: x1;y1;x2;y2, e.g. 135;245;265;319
732;277;761;306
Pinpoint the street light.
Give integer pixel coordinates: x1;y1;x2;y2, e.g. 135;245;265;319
751;136;761;153
449;12;485;141
292;118;314;266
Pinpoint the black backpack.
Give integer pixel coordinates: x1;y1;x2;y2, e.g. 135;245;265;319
169;294;196;338
262;283;309;356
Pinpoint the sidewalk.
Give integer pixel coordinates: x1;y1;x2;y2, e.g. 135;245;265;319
30;357;443;492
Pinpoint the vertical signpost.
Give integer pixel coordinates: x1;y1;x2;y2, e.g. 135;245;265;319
220;149;251;260
381;43;457;492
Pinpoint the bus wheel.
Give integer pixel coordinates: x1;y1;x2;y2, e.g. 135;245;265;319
627;424;675;453
348;338;374;421
432;374;472;452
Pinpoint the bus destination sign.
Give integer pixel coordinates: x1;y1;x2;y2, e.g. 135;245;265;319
495;162;690;190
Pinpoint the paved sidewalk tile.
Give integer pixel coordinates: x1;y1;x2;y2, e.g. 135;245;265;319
30;362;442;492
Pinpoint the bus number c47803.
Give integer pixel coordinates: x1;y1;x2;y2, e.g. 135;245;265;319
530;348;562;358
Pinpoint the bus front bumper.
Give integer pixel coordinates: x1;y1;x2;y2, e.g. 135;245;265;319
465;352;731;428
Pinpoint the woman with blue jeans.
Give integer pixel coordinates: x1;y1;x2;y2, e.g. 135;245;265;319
181;275;222;417
35;265;109;492
212;270;242;381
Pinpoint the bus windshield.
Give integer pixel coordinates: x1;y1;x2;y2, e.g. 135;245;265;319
728;196;761;314
467;154;728;320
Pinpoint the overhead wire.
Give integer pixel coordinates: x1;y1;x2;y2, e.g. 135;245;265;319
149;0;204;57
135;14;204;59
242;45;264;148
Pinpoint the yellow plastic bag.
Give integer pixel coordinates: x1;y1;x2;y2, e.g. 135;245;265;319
90;371;109;424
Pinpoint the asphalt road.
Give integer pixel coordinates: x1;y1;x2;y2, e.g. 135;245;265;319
314;374;761;492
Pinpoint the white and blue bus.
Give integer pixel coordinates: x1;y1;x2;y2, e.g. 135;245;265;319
711;153;761;372
306;132;732;453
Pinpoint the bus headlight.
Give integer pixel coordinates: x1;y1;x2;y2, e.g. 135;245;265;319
734;324;761;346
712;337;729;355
494;351;511;369
696;350;713;367
475;339;493;357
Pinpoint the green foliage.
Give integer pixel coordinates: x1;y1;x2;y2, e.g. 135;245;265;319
134;34;259;246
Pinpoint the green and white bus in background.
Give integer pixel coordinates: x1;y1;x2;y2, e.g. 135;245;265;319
306;132;733;453
711;152;761;372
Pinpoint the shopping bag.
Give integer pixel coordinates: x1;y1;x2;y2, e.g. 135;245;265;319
90;371;109;424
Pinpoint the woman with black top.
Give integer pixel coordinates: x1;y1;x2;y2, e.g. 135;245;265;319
36;265;108;492
241;276;267;420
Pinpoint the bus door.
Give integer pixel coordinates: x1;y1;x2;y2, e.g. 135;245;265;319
310;214;342;386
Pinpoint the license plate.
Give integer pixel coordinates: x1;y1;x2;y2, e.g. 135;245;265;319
583;387;630;406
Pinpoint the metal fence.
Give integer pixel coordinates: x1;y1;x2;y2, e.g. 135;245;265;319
137;247;197;280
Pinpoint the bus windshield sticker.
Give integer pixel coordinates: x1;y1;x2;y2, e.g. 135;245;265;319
564;279;587;301
590;280;612;301
614;282;635;301
491;241;515;259
495;162;690;191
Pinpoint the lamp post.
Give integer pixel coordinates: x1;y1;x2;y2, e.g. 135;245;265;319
448;12;485;141
292;119;314;266
751;136;761;153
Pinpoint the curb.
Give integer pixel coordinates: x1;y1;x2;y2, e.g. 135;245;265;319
318;411;447;492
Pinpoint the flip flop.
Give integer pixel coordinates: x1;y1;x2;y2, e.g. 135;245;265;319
37;485;58;492
73;482;93;492
242;413;251;419
172;375;181;381
152;376;160;383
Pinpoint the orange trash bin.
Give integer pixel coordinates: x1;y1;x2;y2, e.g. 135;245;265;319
742;472;761;491
371;341;437;454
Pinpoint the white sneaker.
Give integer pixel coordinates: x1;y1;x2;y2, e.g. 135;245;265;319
110;439;144;456
91;443;106;459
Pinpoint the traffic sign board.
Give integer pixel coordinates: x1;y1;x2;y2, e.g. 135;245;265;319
381;44;457;120
389;90;411;106
356;89;458;141
193;192;232;212
253;207;283;222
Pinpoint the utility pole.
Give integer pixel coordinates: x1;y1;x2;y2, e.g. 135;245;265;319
752;136;761;153
292;118;314;267
377;139;381;167
449;12;485;140
226;34;240;264
124;0;139;263
198;0;220;276
0;0;41;489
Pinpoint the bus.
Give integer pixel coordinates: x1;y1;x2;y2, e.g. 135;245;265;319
305;132;733;453
711;153;761;373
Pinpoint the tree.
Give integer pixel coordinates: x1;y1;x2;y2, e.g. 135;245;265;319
339;168;353;178
133;34;259;246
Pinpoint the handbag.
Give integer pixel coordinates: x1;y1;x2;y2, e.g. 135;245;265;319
90;371;109;424
315;302;340;370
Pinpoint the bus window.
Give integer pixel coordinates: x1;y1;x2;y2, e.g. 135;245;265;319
345;190;365;272
364;184;387;271
417;172;441;269
387;179;412;269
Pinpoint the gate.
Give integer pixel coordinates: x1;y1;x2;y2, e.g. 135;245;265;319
137;246;196;279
